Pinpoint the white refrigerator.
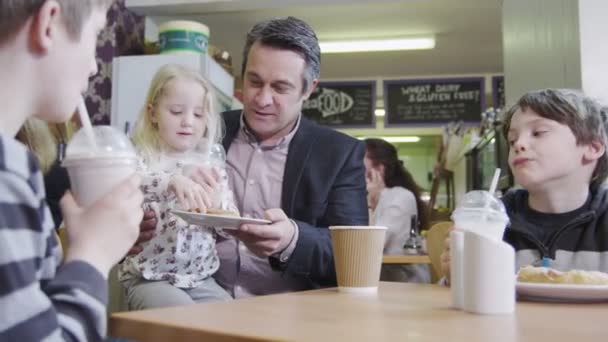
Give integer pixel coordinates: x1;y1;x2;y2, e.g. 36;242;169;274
111;53;239;134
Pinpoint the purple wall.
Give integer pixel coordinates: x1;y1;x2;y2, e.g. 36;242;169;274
86;0;145;125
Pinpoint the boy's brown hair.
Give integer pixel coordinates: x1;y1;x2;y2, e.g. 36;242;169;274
502;88;608;188
0;0;114;44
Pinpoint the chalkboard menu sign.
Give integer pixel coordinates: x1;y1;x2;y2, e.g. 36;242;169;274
492;76;505;109
302;81;375;128
384;77;485;126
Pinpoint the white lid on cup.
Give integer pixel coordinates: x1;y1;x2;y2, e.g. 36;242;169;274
451;190;509;223
63;125;137;166
329;226;388;230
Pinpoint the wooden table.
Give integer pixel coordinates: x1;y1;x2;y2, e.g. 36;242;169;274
382;254;431;264
110;282;607;342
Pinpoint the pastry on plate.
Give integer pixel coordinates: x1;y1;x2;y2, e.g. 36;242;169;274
204;208;240;217
517;265;608;285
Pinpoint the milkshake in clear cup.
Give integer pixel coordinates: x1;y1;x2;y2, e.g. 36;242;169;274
451;190;509;241
62;126;138;208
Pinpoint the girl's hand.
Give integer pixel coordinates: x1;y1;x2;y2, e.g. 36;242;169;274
182;165;222;208
168;174;211;211
366;168;385;210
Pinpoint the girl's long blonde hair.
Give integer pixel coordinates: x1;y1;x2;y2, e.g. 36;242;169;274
131;64;223;162
16;115;80;174
16;118;58;174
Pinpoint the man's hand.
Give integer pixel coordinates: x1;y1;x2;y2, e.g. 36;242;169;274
230;208;296;258
127;209;157;256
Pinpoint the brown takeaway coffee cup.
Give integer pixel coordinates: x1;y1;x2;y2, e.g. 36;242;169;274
329;226;387;294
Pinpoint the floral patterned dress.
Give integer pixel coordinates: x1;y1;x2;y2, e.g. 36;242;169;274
119;153;237;288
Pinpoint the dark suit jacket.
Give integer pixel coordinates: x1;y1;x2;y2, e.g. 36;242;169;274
222;110;369;288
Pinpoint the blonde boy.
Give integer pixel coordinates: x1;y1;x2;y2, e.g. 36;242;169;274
442;89;608;280
0;1;143;340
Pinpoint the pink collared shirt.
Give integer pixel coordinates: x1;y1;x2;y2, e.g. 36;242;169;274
214;115;305;298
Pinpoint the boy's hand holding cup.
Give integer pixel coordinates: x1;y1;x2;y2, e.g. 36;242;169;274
61;126;143;277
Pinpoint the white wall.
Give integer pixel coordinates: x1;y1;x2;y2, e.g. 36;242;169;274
579;0;608;105
502;0;582;104
503;0;608;106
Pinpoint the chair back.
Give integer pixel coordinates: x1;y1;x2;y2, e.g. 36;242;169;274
426;221;452;282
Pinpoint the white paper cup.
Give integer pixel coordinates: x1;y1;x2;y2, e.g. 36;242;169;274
463;231;515;315
450;230;465;309
329;226;387;294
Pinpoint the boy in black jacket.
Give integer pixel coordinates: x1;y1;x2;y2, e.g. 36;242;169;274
442;88;608;279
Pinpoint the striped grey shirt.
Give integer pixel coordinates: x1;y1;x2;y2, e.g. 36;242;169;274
0;135;107;341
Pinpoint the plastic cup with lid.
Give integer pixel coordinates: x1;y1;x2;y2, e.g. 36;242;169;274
451;190;509;241
62;125;138;208
181;143;231;209
450;190;510;309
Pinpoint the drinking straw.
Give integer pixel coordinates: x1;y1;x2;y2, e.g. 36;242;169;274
489;168;501;197
77;97;97;149
482;168;501;222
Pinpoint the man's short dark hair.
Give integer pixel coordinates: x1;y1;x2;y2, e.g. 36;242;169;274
241;16;321;93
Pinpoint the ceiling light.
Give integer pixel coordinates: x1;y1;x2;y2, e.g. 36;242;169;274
382;136;421;143
320;36;435;54
359;136;421;143
374;109;385;117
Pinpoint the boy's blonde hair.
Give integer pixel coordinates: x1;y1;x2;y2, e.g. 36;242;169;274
0;0;114;44
502;88;608;188
131;64;223;162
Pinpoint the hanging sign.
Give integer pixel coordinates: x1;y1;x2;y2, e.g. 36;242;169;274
303;81;376;127
384;77;485;126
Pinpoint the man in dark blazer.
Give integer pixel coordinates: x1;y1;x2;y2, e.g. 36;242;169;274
213;17;368;297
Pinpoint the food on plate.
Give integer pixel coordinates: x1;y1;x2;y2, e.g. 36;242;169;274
199;208;240;217
205;208;239;216
517;265;608;285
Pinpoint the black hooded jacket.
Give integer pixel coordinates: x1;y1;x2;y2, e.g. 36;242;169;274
502;186;608;272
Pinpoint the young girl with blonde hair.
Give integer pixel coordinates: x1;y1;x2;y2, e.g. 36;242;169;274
119;64;235;309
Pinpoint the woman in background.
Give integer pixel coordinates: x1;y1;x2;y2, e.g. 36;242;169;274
364;138;430;283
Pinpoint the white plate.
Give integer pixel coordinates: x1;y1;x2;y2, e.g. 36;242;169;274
172;210;271;229
516;281;608;303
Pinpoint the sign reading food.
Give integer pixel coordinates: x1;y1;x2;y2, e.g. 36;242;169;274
303;81;376;128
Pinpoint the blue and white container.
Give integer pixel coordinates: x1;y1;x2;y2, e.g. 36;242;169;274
159;20;210;54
